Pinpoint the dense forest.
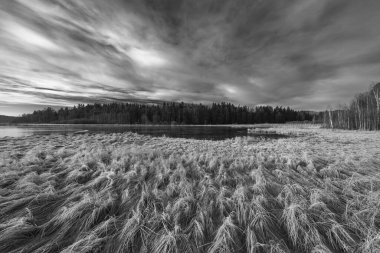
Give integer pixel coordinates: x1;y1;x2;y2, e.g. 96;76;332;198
13;102;313;124
0;115;15;124
318;83;380;130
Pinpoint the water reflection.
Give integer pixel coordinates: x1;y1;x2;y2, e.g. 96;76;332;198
0;125;288;140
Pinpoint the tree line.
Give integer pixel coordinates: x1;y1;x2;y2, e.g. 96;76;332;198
315;83;380;130
13;102;313;125
0;115;15;124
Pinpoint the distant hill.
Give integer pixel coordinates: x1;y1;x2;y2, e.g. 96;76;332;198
0;115;16;124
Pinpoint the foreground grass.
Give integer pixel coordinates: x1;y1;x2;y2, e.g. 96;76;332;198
0;127;379;253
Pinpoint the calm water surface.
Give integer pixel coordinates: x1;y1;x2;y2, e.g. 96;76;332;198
0;125;287;140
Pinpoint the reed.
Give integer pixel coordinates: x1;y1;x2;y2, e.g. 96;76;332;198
0;127;379;252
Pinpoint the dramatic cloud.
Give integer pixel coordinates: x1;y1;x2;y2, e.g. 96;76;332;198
1;0;380;115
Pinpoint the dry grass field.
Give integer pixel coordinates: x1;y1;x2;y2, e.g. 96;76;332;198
0;126;379;252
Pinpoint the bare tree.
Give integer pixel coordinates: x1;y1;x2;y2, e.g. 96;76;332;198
322;83;380;130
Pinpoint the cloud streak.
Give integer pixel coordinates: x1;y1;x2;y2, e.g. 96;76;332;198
1;0;380;115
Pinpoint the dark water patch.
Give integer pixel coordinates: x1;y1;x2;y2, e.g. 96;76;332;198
0;125;292;140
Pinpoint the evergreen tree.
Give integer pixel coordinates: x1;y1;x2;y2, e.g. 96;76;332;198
13;102;313;125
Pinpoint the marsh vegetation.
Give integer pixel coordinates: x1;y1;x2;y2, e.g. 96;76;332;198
0;126;379;252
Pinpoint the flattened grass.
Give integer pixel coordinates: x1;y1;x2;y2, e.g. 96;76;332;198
0;128;380;252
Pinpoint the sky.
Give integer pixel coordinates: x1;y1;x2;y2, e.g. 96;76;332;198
1;0;380;116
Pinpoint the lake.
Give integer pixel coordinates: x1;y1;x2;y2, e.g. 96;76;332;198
0;124;288;140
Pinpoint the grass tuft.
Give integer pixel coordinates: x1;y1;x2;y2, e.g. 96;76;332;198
0;127;379;252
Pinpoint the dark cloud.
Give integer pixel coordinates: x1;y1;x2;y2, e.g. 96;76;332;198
1;0;380;115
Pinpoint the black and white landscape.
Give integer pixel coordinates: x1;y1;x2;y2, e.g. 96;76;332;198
0;1;380;252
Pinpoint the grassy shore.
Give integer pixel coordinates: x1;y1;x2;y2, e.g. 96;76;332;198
0;127;379;252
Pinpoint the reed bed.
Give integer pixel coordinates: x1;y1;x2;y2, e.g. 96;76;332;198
0;126;379;252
